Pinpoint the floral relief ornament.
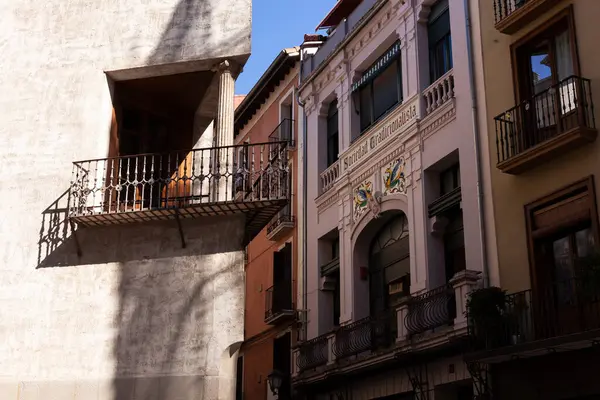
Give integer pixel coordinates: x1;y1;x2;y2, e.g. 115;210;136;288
383;157;406;195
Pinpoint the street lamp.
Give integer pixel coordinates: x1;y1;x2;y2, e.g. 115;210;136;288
267;369;284;396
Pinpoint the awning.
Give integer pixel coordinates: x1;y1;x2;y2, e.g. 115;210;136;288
351;41;401;92
316;0;362;30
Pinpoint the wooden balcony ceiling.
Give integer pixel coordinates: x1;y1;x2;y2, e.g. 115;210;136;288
70;199;287;245
495;0;562;34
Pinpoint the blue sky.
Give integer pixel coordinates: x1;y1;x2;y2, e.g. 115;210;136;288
235;0;338;94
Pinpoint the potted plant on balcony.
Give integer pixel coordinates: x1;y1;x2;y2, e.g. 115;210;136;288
466;287;509;349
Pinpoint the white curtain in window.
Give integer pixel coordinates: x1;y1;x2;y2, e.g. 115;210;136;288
556;30;576;114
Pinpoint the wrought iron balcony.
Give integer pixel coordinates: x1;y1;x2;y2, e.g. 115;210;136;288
68;141;290;244
296;335;329;372
404;283;456;337
269;118;295;148
292;271;480;378
468;277;600;356
495;76;596;174
332;314;395;360
493;0;561;34
266;208;295;242
265;282;295;325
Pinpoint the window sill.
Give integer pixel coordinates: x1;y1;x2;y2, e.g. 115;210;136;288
352;100;402;144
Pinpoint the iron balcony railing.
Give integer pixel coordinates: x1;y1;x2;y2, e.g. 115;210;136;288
494;75;596;165
332;313;395;360
266;213;295;236
269;118;295;147
493;0;528;24
469;277;600;351
297;335;329;372
265;281;293;322
405;283;456;336
69;141;290;219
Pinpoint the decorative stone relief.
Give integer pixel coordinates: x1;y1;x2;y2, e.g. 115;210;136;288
353;179;374;221
382;157;407;195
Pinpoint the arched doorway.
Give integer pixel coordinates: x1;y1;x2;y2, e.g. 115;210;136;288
369;213;410;317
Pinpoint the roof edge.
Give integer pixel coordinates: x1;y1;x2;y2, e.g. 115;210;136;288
234;47;300;134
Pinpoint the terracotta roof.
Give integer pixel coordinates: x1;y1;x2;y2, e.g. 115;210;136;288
234;95;246;110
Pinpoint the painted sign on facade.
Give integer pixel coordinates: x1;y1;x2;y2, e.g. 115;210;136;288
353;179;374;221
382;157;406;195
342;97;418;173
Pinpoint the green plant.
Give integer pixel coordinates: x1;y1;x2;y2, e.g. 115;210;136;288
466;287;509;348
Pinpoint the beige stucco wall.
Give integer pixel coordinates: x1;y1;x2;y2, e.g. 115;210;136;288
478;0;600;293
0;0;251;399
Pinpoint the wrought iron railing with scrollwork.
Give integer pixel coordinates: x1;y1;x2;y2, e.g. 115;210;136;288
269;118;295;147
469;277;600;351
405;283;456;336
266;205;295;236
68;141;290;219
296;335;329;372
333;313;394;360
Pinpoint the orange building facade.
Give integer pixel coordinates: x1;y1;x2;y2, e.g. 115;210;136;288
234;48;300;400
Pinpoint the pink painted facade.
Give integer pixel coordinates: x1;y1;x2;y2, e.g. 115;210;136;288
293;0;494;397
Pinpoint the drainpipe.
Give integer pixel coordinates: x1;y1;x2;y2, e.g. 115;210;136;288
463;0;489;287
295;58;308;342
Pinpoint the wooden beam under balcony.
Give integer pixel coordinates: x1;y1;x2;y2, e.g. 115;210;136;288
494;0;562;35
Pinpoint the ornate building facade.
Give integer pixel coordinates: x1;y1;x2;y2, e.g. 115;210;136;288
293;0;497;398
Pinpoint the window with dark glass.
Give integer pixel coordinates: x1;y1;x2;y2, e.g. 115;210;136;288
440;163;460;195
326;100;339;167
428;0;452;83
331;237;339;260
333;269;341;327
444;208;466;280
353;41;402;133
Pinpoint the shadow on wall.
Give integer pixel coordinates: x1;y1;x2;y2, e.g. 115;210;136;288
34;1;249;398
143;0;249;66
37;183;246;400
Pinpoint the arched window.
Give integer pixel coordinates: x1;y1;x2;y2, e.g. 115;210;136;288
369;214;410;315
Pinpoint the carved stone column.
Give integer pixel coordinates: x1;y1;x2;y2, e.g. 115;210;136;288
213;60;236;201
215;60;235;148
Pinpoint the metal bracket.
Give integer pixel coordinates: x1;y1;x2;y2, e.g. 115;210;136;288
174;209;186;249
467;362;492;399
405;364;430;400
69;220;82;257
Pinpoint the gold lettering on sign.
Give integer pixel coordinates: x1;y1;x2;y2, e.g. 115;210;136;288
343;102;417;171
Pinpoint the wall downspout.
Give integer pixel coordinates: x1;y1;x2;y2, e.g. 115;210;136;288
295;59;308;342
464;0;489;287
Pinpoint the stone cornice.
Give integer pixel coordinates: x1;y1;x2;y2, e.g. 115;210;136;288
420;99;456;141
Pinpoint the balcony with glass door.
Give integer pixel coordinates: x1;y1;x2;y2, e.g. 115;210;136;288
495;21;596;174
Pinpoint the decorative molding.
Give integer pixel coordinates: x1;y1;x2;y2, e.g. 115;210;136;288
316;191;339;214
348;2;399;64
420;100;456;140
